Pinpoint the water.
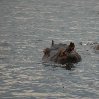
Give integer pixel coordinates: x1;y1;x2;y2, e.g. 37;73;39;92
0;0;99;99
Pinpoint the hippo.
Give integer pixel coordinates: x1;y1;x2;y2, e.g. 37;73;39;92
42;40;81;69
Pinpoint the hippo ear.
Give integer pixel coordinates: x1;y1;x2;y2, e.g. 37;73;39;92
70;42;75;48
51;40;54;46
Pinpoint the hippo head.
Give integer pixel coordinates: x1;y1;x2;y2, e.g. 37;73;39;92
56;42;81;64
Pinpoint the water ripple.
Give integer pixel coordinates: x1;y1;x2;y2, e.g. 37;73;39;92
0;0;99;99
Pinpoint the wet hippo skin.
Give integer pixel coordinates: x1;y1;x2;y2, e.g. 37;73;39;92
42;40;81;65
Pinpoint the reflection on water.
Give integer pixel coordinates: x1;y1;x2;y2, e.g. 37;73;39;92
0;0;99;99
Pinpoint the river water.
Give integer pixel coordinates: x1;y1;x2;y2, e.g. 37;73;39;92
0;0;99;99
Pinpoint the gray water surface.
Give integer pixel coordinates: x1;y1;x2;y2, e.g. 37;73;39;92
0;0;99;99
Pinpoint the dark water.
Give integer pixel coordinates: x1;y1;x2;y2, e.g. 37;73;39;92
0;0;99;99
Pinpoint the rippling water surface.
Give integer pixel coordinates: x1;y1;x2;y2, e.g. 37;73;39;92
0;0;99;99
